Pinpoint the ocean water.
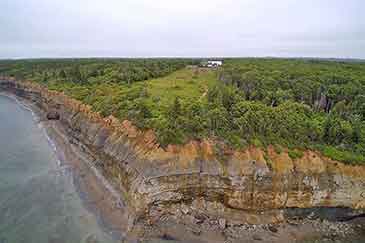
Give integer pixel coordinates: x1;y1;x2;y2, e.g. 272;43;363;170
0;95;119;243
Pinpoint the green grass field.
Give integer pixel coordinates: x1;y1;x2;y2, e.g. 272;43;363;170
145;67;218;107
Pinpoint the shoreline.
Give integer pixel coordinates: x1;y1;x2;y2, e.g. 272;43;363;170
0;92;129;241
1;89;365;243
0;93;62;165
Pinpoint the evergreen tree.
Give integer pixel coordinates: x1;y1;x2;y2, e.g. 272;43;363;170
59;69;67;79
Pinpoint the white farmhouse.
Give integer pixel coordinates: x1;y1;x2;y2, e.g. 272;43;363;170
207;60;223;68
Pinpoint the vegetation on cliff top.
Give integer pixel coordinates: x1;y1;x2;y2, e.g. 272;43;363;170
1;58;364;164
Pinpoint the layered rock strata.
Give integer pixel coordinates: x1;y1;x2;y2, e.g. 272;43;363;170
1;78;364;225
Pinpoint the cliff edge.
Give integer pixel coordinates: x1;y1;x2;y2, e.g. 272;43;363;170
1;78;364;226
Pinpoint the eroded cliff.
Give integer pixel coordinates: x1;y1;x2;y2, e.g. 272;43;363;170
1;78;364;226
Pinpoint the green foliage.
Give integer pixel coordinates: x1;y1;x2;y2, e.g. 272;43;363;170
320;146;365;165
252;138;263;148
1;58;365;164
288;149;304;160
273;145;283;154
1;58;196;86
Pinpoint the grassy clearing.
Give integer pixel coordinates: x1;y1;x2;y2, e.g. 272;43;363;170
145;67;218;107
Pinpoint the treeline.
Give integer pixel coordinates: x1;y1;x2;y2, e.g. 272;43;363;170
0;58;197;85
1;58;364;164
153;59;365;164
220;59;365;115
159;84;364;163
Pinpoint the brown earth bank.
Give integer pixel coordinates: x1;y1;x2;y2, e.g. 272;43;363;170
1;77;365;242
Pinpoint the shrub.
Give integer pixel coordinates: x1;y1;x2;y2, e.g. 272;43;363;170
321;146;365;165
288;149;304;160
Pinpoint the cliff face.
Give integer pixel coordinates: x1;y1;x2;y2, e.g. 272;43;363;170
1;78;365;225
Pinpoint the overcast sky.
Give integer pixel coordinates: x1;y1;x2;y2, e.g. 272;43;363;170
1;0;364;59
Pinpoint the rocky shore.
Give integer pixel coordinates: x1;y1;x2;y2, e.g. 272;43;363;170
1;78;364;242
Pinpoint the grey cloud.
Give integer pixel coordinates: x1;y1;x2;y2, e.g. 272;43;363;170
0;0;364;59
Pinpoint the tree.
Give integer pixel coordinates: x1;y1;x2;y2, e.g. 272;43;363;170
42;72;48;83
265;89;293;107
169;97;183;124
207;106;229;136
353;95;365;120
59;69;67;79
323;114;352;145
350;116;363;144
239;70;261;100
332;100;349;119
69;65;84;83
182;101;205;138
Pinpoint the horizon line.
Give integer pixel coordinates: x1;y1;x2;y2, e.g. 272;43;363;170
1;56;365;61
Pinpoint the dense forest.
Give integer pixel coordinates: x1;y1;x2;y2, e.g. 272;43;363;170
0;58;195;84
1;58;365;164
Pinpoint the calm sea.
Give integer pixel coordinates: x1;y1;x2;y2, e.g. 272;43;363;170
0;95;118;243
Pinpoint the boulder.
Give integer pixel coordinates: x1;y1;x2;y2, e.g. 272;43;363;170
46;110;60;120
218;218;226;229
268;225;278;233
